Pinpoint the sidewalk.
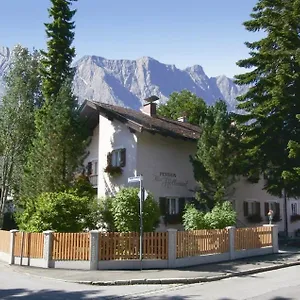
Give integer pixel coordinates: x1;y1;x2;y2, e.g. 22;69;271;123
2;247;300;286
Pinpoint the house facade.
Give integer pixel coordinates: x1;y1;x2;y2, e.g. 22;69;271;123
80;99;300;236
233;177;300;237
80;99;200;230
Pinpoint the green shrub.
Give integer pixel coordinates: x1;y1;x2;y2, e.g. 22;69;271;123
182;204;208;230
110;187;160;232
182;201;236;230
16;191;100;232
204;201;237;229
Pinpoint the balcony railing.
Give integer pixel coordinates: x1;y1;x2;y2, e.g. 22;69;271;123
89;175;98;188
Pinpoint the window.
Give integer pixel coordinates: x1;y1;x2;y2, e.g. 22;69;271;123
86;160;98;176
159;197;186;216
264;201;280;217
168;198;179;215
243;201;260;217
94;161;98;175
291;202;298;216
108;148;126;167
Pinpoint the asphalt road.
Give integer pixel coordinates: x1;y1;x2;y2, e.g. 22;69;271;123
0;264;299;299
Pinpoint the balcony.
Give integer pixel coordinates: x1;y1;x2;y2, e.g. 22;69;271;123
89;175;98;188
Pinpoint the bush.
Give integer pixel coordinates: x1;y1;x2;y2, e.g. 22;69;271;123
182;201;236;230
182;205;208;230
16;191;100;232
204;202;237;229
110;187;160;232
98;197;115;231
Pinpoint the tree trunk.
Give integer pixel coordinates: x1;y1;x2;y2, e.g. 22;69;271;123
283;188;288;237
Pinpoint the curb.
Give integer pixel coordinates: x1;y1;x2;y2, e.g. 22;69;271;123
73;260;300;286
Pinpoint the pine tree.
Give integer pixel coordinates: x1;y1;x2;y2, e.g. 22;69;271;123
41;0;77;100
21;0;87;201
0;46;42;223
235;0;300;234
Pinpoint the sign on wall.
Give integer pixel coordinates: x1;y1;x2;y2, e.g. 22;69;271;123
153;172;188;189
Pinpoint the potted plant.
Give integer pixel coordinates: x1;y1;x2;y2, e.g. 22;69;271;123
104;165;123;176
104;152;123;177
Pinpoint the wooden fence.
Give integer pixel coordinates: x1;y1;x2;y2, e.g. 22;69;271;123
0;226;274;266
176;229;229;258
13;232;44;258
235;226;272;250
52;232;90;261
0;230;10;254
98;232;168;260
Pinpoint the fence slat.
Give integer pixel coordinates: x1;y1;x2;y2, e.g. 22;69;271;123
0;230;10;254
235;226;272;251
176;229;229;258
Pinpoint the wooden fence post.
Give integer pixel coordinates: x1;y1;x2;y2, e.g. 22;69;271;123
43;230;54;268
89;230;99;270
226;226;236;260
167;229;177;268
9;229;18;265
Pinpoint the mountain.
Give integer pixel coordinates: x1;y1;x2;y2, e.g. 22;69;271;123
0;46;11;99
0;45;248;111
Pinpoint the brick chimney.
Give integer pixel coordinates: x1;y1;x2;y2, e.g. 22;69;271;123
142;96;159;117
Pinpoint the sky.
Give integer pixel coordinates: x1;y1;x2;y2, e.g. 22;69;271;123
0;0;263;78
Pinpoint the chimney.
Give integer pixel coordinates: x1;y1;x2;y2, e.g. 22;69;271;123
142;95;159;117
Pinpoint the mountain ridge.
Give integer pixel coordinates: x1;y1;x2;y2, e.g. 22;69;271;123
0;45;248;111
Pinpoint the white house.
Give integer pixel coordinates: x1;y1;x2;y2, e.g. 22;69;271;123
80;98;300;236
80;98;200;230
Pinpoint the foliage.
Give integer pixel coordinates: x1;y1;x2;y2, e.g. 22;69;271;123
110;187;160;232
41;0;77;99
16;191;100;232
98;197;115;231
21;82;88;200
182;205;207;230
157;90;207;125
0;45;42;223
104;165;123;176
204;202;237;229
69;174;97;199
21;0;88;202
234;0;300;198
182;202;236;230
191;101;241;209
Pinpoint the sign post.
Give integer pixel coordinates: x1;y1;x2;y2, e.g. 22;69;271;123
128;175;144;270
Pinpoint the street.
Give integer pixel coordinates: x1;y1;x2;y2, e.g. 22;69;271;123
0;264;299;299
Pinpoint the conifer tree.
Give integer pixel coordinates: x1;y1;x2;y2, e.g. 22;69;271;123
235;0;300;234
22;0;87;201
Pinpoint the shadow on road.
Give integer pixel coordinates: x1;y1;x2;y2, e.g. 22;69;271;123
0;288;192;300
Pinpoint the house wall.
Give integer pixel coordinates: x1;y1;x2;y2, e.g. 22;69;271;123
97;114;138;197
232;177;300;236
136;131;198;230
85;124;99;162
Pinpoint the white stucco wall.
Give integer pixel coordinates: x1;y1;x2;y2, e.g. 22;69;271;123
233;177;285;231
85;124;99;163
136;131;197;201
97;114;138;197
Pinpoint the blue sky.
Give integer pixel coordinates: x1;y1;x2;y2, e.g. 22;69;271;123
0;0;262;77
